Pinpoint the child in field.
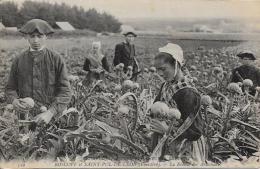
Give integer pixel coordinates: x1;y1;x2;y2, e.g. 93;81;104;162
151;43;205;164
5;19;72;124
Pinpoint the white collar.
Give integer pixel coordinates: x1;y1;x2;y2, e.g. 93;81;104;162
29;46;45;51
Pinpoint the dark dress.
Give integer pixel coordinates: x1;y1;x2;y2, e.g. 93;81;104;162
113;42;138;73
82;55;110;86
231;64;260;95
83;56;110;72
152;78;205;163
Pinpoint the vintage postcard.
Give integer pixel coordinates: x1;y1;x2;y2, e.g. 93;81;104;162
0;0;260;168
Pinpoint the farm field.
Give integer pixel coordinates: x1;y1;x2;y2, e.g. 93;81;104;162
0;34;260;167
0;35;241;93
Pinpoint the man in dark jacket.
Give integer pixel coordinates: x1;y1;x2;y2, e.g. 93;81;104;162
230;51;260;95
5;19;72;124
113;31;139;75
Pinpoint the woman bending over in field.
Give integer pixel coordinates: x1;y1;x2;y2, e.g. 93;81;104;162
151;43;205;164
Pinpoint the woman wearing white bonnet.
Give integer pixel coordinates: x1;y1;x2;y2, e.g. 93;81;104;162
150;43;205;164
82;41;110;85
83;41;110;72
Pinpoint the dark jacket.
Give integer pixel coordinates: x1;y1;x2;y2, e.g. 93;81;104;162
154;84;203;141
83;56;110;72
5;48;72;115
231;64;260;95
150;80;203;158
113;42;138;73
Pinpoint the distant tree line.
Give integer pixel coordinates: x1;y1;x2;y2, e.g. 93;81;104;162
0;0;122;33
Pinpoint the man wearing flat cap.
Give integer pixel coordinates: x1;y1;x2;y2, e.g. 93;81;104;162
230;50;260;95
5;19;72;124
113;31;139;77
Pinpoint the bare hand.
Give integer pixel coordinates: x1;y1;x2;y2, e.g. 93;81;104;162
12;98;28;111
91;68;104;74
150;119;169;134
35;110;54;124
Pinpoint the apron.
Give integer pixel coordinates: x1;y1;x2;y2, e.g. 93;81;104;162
87;54;104;70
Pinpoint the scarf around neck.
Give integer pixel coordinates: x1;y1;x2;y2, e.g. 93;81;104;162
160;77;197;108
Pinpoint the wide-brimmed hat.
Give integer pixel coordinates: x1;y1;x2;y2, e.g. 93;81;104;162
19;19;54;35
237;51;256;60
158;43;184;66
123;31;137;37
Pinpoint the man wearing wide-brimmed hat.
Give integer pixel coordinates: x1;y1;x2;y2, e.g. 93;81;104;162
230;50;260;95
5;19;72;124
113;31;139;77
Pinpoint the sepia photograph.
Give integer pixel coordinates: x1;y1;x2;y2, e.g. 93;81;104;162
0;0;260;168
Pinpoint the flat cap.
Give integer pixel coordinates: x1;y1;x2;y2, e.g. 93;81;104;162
123;31;137;37
237;51;256;60
19;19;54;35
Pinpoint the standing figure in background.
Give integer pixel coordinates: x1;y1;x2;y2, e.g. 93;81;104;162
83;41;110;72
230;51;260;95
5;19;72;124
113;31;139;77
83;42;110;85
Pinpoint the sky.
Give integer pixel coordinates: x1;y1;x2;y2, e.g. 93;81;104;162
4;0;260;20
